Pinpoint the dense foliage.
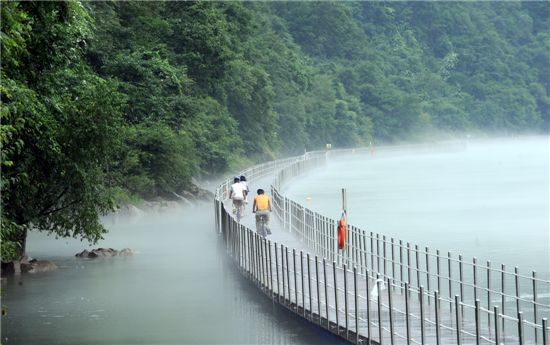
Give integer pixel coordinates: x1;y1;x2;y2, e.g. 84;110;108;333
1;1;548;259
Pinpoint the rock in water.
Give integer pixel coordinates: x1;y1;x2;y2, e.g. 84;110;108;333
75;248;132;258
21;260;58;274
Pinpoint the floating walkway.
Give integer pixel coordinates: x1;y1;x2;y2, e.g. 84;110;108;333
215;148;549;345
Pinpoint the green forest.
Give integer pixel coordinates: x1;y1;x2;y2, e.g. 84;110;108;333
1;1;548;260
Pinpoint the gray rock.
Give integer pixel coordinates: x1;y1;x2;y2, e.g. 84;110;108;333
21;260;58;274
75;248;132;258
119;248;133;256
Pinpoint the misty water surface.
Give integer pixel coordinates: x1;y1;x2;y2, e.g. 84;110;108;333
2;204;343;345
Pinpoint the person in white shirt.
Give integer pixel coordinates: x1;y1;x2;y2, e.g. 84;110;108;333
228;177;246;215
239;175;249;205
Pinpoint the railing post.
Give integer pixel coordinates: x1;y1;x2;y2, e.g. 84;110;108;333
281;245;286;303
307;253;312;319
293;249;298;309
286;247;291;303
475;299;481;345
420;285;425;345
487;260;491;328
501;263;506;336
387;278;394;345
333;261;340;333
301;251;305;317
425;246;431;303
518;311;525;345
494;305;500;345
533;270;538;343
377;279;383;345
515;267;520;316
543;318;548;345
324;258;329;328
355;267;360;344
275;242;280;302
366;270;372;345
405;282;411;345
435;290;441;345
344;264;349;339
316;256;321;324
448;251;453;311
455;295;462;345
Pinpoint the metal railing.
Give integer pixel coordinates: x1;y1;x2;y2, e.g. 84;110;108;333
215;149;550;344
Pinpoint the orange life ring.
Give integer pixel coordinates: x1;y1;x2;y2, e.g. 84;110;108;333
337;217;346;249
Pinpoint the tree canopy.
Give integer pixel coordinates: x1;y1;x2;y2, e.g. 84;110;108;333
1;1;548;260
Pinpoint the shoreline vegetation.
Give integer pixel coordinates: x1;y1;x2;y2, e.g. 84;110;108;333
1;2;548;263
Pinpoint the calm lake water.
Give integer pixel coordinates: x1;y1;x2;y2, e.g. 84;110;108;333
2;204;344;345
284;136;549;279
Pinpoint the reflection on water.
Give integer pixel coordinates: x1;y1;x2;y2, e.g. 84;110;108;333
2;204;343;345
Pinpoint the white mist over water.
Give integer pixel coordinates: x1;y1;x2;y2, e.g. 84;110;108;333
284;136;550;278
2;204;344;345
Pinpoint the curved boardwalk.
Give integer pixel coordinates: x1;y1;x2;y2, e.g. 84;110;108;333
217;151;550;345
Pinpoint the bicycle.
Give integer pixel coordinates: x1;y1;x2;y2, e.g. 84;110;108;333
255;212;270;237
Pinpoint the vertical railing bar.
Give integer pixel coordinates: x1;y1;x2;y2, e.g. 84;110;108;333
494;305;500;345
388;278;395;345
407;243;412;290
459;254;464;310
308;253;312;319
391;238;396;290
501;263;506;337
269;241;273;297
383;235;387;277
286;247;291;304
316;256;321;324
455;295;463;345
487;260;491;328
518;311;524;345
542;318;548;345
377;234;381;273
334;261;340;333
533;270;538;344
416;245;421;294
293;249;298;309
425;246;431;303
275;242;280;302
355;267;360;344
436;249;441;297
399;240;404;293
435;290;441;345
324;258;329;328
448;251;452;311
405;282;411;345
420;285;425;345
344;264;349;339
377;279;384;345
515;267;520;316
301;251;305;317
281;245;286;303
370;231;374;270
475;299;481;345
366;270;372;345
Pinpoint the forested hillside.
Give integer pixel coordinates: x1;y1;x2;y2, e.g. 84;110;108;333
1;1;548;259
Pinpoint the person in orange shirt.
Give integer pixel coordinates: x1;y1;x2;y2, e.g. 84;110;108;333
253;189;272;236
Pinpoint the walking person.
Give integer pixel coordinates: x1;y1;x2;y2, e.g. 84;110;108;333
253;189;272;236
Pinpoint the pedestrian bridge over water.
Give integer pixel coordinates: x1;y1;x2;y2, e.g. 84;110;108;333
214;147;549;345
